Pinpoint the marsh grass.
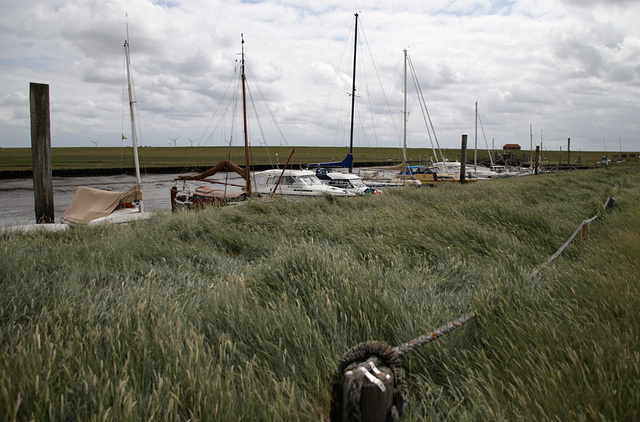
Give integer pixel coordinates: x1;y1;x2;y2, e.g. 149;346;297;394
1;166;639;420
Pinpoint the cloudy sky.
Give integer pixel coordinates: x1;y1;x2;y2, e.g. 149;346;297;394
1;0;639;155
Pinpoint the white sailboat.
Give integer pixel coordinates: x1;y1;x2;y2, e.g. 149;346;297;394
61;22;150;225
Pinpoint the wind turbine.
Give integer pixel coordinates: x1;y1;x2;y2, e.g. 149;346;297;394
187;137;199;147
167;136;180;147
89;138;101;147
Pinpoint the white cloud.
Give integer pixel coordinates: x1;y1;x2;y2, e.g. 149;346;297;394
0;0;639;152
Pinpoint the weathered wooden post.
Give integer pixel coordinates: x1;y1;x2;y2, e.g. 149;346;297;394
567;138;571;166
331;341;406;422
534;146;540;175
581;222;590;242
459;134;467;184
605;196;615;209
558;146;562;165
30;82;54;223
342;358;394;422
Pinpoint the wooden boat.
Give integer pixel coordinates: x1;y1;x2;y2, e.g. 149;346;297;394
171;36;254;211
62;22;149;225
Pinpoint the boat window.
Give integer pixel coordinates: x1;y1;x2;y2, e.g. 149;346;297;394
298;175;320;185
330;180;349;189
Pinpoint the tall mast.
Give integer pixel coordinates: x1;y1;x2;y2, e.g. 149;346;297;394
529;123;533;169
348;13;358;173
403;49;408;182
241;34;252;196
474;101;478;171
124;22;143;212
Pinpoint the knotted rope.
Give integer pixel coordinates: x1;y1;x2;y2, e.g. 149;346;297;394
330;341;407;422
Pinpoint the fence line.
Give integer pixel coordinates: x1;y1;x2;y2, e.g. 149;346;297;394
331;196;615;421
532;196;614;277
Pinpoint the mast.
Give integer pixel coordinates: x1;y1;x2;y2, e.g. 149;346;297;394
403;49;408;183
529;123;533;169
124;22;143;212
474;101;478;171
241;34;253;196
348;13;358;173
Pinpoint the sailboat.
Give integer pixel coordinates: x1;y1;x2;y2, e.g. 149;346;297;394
61;23;149;225
171;35;254;211
308;14;411;188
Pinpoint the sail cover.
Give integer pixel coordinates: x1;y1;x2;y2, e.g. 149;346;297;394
62;184;142;225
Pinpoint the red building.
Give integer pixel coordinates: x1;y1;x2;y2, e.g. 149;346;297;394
502;144;521;150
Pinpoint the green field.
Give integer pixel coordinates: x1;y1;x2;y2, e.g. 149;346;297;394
0;146;632;173
1;166;639;420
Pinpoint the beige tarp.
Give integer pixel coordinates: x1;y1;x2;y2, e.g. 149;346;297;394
62;184;142;225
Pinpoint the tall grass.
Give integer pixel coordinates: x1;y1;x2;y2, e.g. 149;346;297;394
1;166;639;420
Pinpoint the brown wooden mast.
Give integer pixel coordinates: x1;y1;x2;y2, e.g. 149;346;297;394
241;34;253;196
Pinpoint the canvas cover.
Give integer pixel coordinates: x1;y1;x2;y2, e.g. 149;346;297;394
62;184;142;225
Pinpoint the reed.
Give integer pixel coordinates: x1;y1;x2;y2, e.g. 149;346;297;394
1;166;639;420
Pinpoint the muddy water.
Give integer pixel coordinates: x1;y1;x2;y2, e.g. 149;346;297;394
0;173;182;228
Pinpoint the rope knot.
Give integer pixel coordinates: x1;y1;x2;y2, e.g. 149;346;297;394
330;341;407;422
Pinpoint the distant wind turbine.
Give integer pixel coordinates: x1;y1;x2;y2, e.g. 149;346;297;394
89;138;101;147
187;137;199;147
167;136;180;147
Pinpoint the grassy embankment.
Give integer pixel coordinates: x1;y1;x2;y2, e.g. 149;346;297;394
0;146;621;173
1;166;639;420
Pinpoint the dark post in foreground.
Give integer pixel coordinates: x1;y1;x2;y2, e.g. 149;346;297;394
30;82;54;223
459;134;468;184
567;138;571;166
534;146;540;175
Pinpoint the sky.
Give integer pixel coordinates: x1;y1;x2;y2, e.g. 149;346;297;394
1;0;639;156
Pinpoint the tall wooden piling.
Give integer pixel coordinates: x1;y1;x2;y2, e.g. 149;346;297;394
534;146;540;174
30;83;54;223
567;138;571;166
460;134;467;184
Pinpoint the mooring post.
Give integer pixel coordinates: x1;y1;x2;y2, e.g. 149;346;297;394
605;196;615;210
534;146;540;175
30;82;54;224
460;134;467;184
581;222;590;242
342;358;394;422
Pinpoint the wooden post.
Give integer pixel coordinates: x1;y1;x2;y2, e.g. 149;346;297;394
30;83;54;224
342;358;394;422
605;196;615;209
459;134;467;184
534;146;540;175
581;222;590;242
559;146;562;165
567;138;571;166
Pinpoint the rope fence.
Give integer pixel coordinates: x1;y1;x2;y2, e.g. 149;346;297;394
532;196;614;277
330;196;616;422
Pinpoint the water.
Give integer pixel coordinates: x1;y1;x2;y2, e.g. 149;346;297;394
0;173;181;228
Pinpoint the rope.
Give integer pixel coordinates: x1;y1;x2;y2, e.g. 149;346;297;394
330;341;407;422
332;196;615;420
394;312;476;357
532;196;614;277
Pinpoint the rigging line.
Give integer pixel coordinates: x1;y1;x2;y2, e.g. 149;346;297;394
201;65;239;146
244;69;274;168
407;56;443;167
179;65;240;174
245;59;289;148
408;56;448;169
476;112;495;167
311;18;356;146
357;20;404;166
358;18;402;148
